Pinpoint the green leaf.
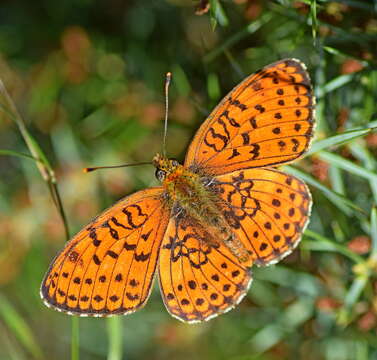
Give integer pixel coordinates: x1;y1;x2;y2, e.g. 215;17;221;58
370;207;377;260
305;128;372;157
0;80;54;182
284;166;362;215
320;73;355;96
338;277;368;326
310;0;318;40
324;46;371;66
0;149;38;161
249;297;314;354
318;151;377;183
171;64;191;97
349;141;377;205
207;72;221;100
209;0;229;29
204;12;272;63
304;230;364;264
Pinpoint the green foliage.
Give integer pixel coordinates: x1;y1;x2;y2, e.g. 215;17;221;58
0;0;376;359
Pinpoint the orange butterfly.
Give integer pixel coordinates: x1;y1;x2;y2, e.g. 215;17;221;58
41;59;315;323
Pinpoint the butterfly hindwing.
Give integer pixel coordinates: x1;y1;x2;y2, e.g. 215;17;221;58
41;187;169;316
158;215;252;323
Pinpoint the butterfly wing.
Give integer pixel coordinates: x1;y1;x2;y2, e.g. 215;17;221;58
157;167;311;322
41;187;169;316
212;167;311;266
184;59;315;175
158;215;253;323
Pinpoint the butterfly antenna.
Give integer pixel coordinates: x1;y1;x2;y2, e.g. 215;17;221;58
83;161;151;173
162;72;172;158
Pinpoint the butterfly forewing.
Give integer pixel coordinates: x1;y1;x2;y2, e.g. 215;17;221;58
41;187;169;316
185;59;315;174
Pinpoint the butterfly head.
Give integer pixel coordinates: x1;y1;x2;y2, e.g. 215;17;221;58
153;153;181;182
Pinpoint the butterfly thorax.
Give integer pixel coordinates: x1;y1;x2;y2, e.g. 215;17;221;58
153;153;250;263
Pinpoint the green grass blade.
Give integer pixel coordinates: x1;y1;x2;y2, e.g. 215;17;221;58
329;166;345;196
0;149;38;161
1;322;28;360
355;340;369;360
71;318;79;360
318;151;377;183
0;294;44;360
348;142;377;204
249;297;314;354
0;78;76;358
367;120;377;129
323;46;371;66
321;74;357;96
107;317;123;360
370;207;377;260
304;230;364;264
171;64;191;97
207;72;221;100
338;207;377;326
0;80;54;182
284;166;362;215
0;78;70;239
310;0;318;40
338;277;368;327
255;266;321;297
209;0;229;28
330;0;376;10
204;12;272;63
305;128;372;157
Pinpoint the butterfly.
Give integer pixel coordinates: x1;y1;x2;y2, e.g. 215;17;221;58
41;59;315;323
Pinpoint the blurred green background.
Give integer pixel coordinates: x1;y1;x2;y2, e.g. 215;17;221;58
1;0;377;359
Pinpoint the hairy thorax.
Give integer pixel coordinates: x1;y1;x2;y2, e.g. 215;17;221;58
153;154;250;263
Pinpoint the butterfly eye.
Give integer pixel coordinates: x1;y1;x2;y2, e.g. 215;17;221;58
171;159;179;167
155;169;166;181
